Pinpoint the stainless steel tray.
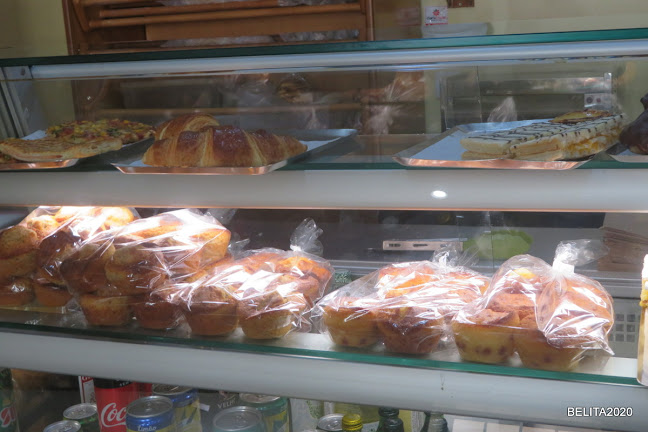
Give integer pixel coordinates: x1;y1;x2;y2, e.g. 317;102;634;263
112;129;356;175
0;159;79;171
393;120;591;170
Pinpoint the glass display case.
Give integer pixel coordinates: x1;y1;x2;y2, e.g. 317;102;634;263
2;18;648;432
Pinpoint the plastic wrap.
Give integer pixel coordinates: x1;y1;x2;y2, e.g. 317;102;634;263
452;241;614;371
0;206;137;311
60;209;231;328
314;260;489;354
175;219;333;338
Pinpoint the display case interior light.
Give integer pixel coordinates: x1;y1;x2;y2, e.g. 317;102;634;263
431;190;448;199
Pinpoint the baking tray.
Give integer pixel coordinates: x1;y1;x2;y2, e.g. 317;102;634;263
112;129;356;175
604;143;648;163
0;130;80;171
393;120;592;170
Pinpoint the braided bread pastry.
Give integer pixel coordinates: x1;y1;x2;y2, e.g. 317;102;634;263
142;125;307;167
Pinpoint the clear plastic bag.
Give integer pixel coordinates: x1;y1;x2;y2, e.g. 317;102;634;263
175;219;333;338
452;241;614;371
314;259;489;354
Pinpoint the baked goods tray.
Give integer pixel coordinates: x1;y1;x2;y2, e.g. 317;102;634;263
393;120;591;170
0;131;79;171
112;129;356;175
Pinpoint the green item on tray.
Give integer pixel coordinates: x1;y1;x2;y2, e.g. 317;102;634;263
464;230;533;260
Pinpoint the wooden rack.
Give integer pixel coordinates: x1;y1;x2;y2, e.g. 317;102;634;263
64;0;374;54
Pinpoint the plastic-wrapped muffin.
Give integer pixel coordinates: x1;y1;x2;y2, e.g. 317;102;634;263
0;225;39;280
237;274;307;340
79;294;135;326
275;256;332;285
322;297;380;348
60;241;116;294
452;308;520;364
104;242;169;296
375;299;444;355
376;262;438;299
514;314;584;372
132;292;183;330
36;229;83;286
180;284;238;336
23;215;59;239
0;277;35;306
34;282;72;307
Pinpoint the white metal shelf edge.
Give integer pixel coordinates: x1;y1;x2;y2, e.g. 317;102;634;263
28;39;648;79
1;332;646;431
1;169;648;211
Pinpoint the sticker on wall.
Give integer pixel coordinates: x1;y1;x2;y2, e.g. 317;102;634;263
425;6;448;25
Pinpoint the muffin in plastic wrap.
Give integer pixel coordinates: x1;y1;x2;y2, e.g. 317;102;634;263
315;256;489;354
452;240;614;372
175;219;333;339
60;209;231;328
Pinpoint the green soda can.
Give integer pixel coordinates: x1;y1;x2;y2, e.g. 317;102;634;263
0;369;18;432
238;395;290;432
63;404;100;432
153;385;202;432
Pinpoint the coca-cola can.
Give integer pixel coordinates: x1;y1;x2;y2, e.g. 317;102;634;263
93;379;140;432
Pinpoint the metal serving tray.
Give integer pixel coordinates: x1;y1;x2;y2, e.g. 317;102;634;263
112;129;356;175
393;120;591;170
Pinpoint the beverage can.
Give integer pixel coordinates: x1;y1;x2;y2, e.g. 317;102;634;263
198;391;237;432
239;395;289;432
94;379;140;432
63;404;100;432
126;396;174;432
212;407;264;432
43;421;82;432
152;385;202;432
316;414;343;432
0;369;18;432
137;384;153;398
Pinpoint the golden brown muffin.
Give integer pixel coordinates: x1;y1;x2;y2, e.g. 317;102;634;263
79;294;134;326
322;297;380;348
36;229;81;286
276;273;322;306
0;277;34;306
0;225;40;279
237;252;283;273
514;315;584;372
452;308;520;364
237;287;304;339
33;283;72;307
377;263;438;299
93;207;136;230
444;270;490;294
275;256;332;283
23;215;59;239
375;300;444;355
181;284;238;336
488;292;537;321
132;293;183;330
104;242;168;296
53;206;91;223
60;242;116;294
192;228;231;265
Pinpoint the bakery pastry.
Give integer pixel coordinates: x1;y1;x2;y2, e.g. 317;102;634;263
23;215;59;239
132;292;183;330
104;242;169;295
181;284;238;336
0;226;39;280
47;119;154;144
142;125;307;167
93;207;137;230
375;299;444;355
34;282;72;307
0;277;35;306
322;297;380;348
155;113;220;140
514;315;584;372
452;308;520;364
60;241;116;294
376;262;438;299
36;229;82;286
0;136;122;162
79;294;135;326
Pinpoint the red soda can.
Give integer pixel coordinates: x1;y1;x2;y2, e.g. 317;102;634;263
94;379;139;432
136;383;153;397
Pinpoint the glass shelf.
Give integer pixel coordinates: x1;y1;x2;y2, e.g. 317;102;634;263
0;306;639;387
3;27;648;67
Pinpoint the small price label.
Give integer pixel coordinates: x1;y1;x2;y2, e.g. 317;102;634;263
425;6;448;25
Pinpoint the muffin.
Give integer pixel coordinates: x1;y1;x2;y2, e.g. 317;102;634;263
79;294;135;326
60;241;116;294
375;299;444;355
0;277;35;306
0;225;39;279
181;284;238;336
34;283;72;307
322;297;380;348
514;315;584;372
488;292;537;321
104;242;168;295
36;229;81;285
275;256;332;284
452;308;520;364
132;292;183;330
237;286;304;340
376;262;438;299
23;215;59;239
276;273;322;306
